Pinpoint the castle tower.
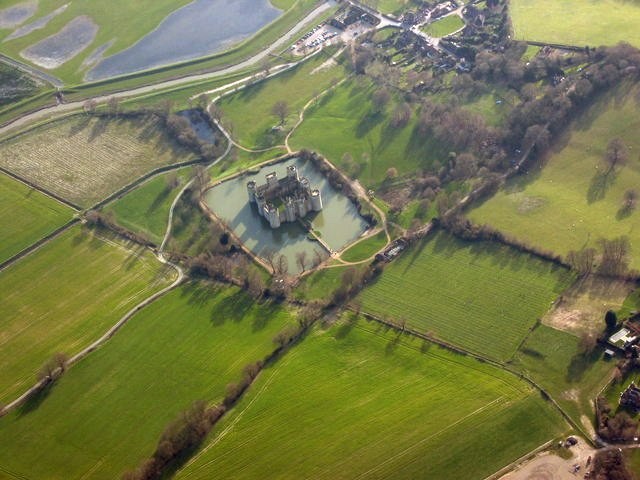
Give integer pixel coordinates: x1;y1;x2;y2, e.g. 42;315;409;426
267;204;281;228
285;197;297;223
300;177;311;195
311;189;323;211
265;172;278;189
296;196;308;218
287;165;299;181
255;192;266;216
247;181;257;202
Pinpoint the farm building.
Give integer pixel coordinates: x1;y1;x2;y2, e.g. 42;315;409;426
607;328;638;350
620;382;640;411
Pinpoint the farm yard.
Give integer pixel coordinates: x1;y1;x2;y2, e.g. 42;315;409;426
0;283;297;480
468;83;640;270
0;225;173;404
175;318;565;480
0;114;196;207
509;0;640;48
0;172;72;263
512;324;614;426
357;231;573;361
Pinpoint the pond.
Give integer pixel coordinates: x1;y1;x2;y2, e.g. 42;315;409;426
204;157;369;274
177;109;218;144
86;0;282;81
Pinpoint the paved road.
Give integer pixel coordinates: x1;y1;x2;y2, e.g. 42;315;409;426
0;1;334;138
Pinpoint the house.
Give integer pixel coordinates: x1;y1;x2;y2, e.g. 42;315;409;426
620;382;640;411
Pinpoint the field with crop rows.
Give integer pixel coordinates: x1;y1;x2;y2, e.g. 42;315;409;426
357;231;573;361
0;114;195;207
469;83;640;270
510;0;640;48
0;282;296;480
0;172;72;263
175;318;565;480
0;225;173;404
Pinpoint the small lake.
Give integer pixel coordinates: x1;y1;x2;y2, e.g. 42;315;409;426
86;0;282;81
177;109;218;144
204;157;369;274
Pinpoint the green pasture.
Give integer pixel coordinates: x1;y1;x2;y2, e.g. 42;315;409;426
105;169;191;245
0;282;296;480
357;231;573;361
468;83;640;270
209;146;288;181
512;324;614;426
0;173;73;263
422;14;465;38
218;50;346;148
340;230;388;262
289;78;446;187
510;0;640;48
0;114;195;207
176;317;565;480
0;225;173;404
377;0;421;15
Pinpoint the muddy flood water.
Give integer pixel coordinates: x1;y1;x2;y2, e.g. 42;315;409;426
204;157;369;274
86;0;281;81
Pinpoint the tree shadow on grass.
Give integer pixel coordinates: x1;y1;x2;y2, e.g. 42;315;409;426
68;114;92;137
355;110;384;139
565;346;604;384
87;117;108;143
587;170;617;204
334;311;358;340
18;381;55;417
147;185;173;214
209;289;253;327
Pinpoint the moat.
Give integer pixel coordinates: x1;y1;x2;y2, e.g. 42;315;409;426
203;156;369;273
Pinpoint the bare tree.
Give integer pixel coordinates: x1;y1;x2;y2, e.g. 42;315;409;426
295;251;308;272
263;248;277;272
604;138;629;173
566;247;596;277
622;189;638;212
196;93;209;111
371;88;390;113
598;236;630;276
106;96;120;116
276;254;289;276
271;101;289;125
83;99;97;114
246;270;265;300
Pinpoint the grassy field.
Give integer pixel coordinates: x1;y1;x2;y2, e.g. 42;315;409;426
218;50;347;148
175;317;566;480
0;283;296;480
357;231;573;361
290;77;447;187
209;146;288;181
422;14;465;38
105;169;191;244
377;0;420;15
0;225;173;404
510;0;640;47
0;172;73;263
0;62;44;107
468;83;640;270
512;324;614;427
0;114;195;207
339;230;387;262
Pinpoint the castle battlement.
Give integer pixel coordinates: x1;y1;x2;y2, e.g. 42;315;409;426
247;165;323;228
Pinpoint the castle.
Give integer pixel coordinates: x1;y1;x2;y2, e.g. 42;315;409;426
247;165;323;229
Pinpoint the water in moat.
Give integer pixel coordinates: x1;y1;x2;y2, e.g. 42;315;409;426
204;157;369;273
86;0;281;80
